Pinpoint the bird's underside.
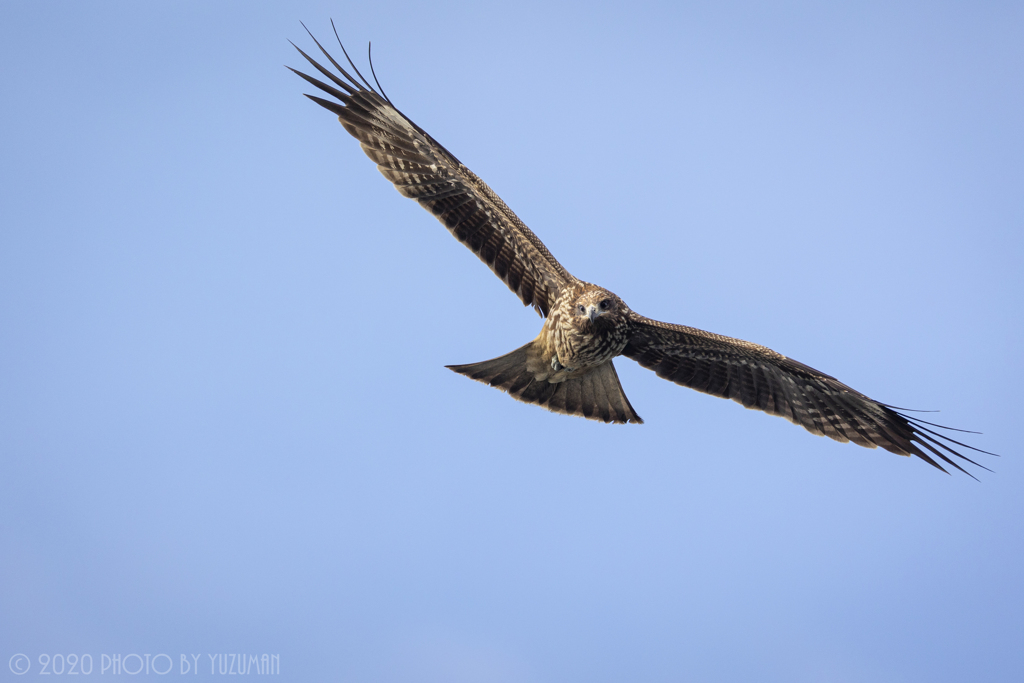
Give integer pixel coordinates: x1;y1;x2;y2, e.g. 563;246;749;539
290;24;993;477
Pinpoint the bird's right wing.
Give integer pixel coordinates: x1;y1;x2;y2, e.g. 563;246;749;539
289;28;573;317
623;313;991;476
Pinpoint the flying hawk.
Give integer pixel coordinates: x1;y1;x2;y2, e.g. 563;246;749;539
290;26;991;476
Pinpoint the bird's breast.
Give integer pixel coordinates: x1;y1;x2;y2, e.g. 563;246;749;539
546;316;628;372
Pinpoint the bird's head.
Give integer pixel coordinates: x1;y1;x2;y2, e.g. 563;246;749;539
572;288;625;330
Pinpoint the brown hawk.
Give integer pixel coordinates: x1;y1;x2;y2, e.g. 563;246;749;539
290;27;991;476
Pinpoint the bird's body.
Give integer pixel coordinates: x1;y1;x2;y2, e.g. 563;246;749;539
290;27;991;476
449;282;643;424
543;284;632;380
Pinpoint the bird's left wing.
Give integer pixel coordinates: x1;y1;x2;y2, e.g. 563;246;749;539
289;30;573;317
623;313;990;476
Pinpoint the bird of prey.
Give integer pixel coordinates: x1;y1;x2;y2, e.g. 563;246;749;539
289;27;991;476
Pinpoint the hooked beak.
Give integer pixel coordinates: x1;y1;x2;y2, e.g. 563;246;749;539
587;305;600;322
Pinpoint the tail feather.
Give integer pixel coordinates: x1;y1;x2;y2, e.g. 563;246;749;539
446;341;643;424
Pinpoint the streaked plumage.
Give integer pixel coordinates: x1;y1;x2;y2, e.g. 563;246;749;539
290;26;992;476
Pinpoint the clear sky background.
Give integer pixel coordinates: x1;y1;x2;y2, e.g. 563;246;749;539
1;1;1022;681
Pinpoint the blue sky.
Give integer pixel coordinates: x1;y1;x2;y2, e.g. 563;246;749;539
1;1;1022;681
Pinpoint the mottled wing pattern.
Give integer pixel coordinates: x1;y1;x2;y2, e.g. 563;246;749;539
623;314;990;476
289;32;572;316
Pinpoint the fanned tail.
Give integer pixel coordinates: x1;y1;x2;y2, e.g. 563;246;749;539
447;341;643;424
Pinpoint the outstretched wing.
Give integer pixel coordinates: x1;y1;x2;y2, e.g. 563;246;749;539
623;314;991;476
289;28;573;316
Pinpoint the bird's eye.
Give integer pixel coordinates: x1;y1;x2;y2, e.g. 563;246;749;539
577;304;586;314
599;299;610;310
